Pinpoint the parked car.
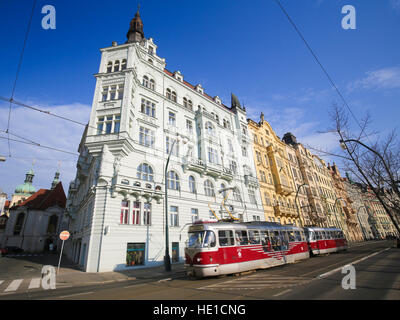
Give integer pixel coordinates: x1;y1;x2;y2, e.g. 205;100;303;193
5;246;24;254
0;248;8;256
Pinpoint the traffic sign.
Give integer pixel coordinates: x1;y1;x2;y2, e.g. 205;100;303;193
59;230;70;241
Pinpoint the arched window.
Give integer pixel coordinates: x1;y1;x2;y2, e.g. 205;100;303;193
183;97;188;108
205;121;215;136
166;88;172;100
188;100;193;110
121;59;127;71
149;79;155;90
171;91;177;102
107;61;113;73
189;176;196;194
143;75;149;88
47;215;58;233
220;183;227;198
167;171;180;190
137;163;154;182
148;59;153;64
113;60;120;72
14;212;25;235
204;180;215;197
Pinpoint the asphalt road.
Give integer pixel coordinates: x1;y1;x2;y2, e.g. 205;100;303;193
1;240;398;301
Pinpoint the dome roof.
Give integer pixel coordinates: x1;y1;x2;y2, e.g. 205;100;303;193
14;168;36;195
14;183;36;195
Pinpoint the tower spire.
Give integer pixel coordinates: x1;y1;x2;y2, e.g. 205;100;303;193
126;4;144;43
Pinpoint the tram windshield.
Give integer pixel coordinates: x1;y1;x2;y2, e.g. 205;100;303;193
187;230;216;248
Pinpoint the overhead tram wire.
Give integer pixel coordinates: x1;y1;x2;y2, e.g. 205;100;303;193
5;0;38;157
274;0;368;137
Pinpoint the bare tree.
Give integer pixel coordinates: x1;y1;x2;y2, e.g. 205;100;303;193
328;103;400;235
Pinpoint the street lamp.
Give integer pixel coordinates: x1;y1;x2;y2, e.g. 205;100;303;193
164;136;187;272
295;183;309;227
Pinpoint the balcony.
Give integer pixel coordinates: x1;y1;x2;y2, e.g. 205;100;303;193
244;175;259;188
273;204;298;218
184;157;205;174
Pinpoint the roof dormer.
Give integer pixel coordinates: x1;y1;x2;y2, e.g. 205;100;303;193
174;71;183;82
213;96;221;105
195;84;204;94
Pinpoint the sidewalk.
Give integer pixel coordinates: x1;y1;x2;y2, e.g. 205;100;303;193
55;262;186;289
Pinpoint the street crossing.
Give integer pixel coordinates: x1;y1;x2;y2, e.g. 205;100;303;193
199;272;314;291
0;277;44;294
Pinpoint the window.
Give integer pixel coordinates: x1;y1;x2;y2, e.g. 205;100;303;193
170;206;179;226
218;230;235;246
207;147;218;164
137;163;154;181
139;127;155;147
117;85;124;100
166;136;179;156
166;88;172;100
171;91;177;102
233;187;242;202
132;201;140;225
148;46;154;55
121;59;127;71
167;171;180;190
242;146;247;157
126;243;145;266
186;120;193;134
204;180;215;197
189;176;196;194
229;160;238;174
143;203;151;225
107;61;113;73
97;115;120;135
101;87;109;101
113;60;120;72
249;189;257;204
235;230;249;245
205;121;215;136
141;98;156;117
249;230;261;244
121;200;129;225
191;208;199;223
114;115;120;133
227;139;234;154
149;79;155;90
168;111;176;126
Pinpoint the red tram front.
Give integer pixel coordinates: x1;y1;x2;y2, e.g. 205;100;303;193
184;221;310;278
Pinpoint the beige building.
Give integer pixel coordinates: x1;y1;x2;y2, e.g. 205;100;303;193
248;115;301;226
328;164;363;241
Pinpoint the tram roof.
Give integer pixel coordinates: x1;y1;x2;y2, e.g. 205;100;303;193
191;220;303;230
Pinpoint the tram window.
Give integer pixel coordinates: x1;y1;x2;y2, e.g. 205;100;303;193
235;230;249;245
260;230;272;251
249;230;261;244
322;231;326;239
218;230;234;246
204;230;216;247
294;231;302;241
271;231;281;251
304;229;310;241
287;230;295;242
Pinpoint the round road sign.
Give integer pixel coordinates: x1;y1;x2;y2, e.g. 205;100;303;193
59;230;70;241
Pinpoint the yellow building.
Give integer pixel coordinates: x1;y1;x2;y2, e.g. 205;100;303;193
248;115;301;226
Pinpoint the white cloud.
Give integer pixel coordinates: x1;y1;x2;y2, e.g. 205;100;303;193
347;66;400;92
0;101;91;198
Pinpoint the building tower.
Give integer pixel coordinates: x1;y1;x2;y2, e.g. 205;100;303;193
126;6;144;44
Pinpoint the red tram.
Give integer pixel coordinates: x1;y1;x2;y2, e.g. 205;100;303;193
303;227;347;255
184;221;347;278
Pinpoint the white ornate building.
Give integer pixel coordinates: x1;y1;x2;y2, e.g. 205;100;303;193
64;9;264;272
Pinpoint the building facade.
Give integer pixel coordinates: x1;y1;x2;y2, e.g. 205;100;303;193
64;9;264;272
247;116;301;226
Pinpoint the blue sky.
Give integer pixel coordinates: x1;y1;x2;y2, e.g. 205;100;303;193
0;0;399;198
